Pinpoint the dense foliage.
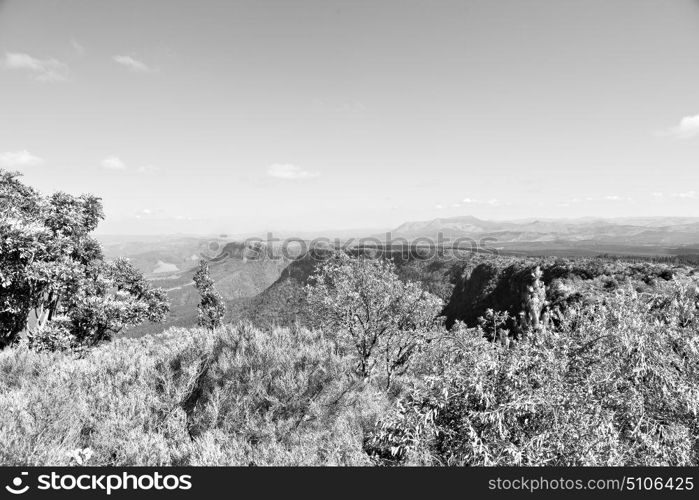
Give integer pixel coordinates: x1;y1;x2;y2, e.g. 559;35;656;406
193;260;226;332
0;169;169;349
306;253;443;384
367;279;699;465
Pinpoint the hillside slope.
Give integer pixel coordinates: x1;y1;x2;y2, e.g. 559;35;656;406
124;243;290;336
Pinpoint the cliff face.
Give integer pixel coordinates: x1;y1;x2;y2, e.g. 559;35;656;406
441;257;685;330
443;260;540;329
207;248;689;334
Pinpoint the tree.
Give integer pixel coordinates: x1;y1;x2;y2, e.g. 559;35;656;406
0;169;170;349
523;265;548;334
62;258;170;346
305;253;443;384
478;308;511;346
1;170;51;346
193;260;226;332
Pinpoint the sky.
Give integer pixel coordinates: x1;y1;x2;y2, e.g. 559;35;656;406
1;0;699;235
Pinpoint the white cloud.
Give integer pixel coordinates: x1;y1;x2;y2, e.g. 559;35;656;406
661;114;699;139
461;197;499;206
651;192;664;198
137;164;160;174
134;208;172;219
113;55;152;72
2;52;69;82
267;163;319;180
135;208;154;219
575;195;632;203
71;38;85;56
0;150;44;167
434;197;501;211
580;194;632;202
101;156;126;170
672;191;698;199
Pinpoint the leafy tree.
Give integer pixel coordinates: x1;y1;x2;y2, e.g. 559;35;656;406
0;169;169;349
62;258;170;346
1;170;50;346
193;260;226;332
306;253;443;384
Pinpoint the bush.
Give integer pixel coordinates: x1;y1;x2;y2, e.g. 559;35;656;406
25;316;73;352
366;280;699;466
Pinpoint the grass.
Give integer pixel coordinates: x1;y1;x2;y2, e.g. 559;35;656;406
0;324;387;466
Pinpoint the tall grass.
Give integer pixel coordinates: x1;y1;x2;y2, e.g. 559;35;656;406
0;324;387;465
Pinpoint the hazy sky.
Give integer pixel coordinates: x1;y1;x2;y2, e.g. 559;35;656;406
1;0;699;234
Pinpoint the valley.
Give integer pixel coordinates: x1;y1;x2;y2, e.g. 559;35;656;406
97;215;699;338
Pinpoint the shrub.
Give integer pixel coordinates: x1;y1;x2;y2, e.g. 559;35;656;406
367;280;699;466
25;315;72;352
306;253;444;385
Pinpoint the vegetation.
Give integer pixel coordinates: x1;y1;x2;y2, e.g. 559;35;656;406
366;280;699;466
2;172;699;466
0;324;385;465
0;170;169;350
1;272;697;466
306;253;443;385
193;260;226;332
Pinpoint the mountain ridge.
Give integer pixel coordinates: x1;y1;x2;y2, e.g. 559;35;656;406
384;215;699;245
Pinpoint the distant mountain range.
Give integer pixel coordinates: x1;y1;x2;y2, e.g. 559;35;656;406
99;216;699;339
100;236;219;276
385;216;699;246
99;215;699;278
